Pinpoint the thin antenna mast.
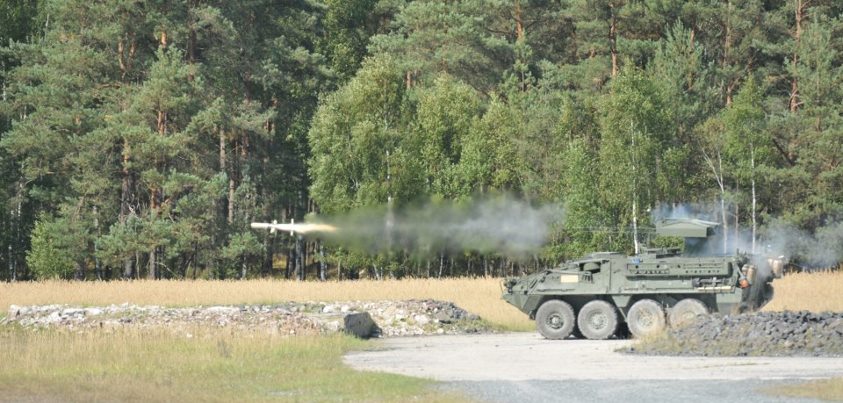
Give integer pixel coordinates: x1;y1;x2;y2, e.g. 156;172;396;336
631;122;640;255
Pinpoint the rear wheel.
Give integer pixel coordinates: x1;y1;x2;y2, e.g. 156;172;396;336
669;298;708;328
627;299;666;338
576;300;618;340
535;300;575;340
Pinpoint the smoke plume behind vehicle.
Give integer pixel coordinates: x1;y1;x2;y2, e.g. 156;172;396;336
652;203;843;270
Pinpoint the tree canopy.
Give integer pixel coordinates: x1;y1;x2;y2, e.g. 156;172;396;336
1;0;841;280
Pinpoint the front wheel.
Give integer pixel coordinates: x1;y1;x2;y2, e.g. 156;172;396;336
535;300;575;340
627;299;666;338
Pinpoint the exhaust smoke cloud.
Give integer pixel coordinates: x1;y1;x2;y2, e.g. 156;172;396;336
652;203;843;269
298;196;564;258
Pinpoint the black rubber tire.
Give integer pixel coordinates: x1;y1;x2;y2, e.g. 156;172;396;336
669;298;708;328
535;300;575;340
627;299;666;339
576;300;619;340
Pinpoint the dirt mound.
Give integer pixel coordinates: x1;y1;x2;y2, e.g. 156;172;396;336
629;311;843;357
4;300;491;337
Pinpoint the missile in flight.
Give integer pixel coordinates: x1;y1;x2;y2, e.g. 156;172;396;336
250;219;337;235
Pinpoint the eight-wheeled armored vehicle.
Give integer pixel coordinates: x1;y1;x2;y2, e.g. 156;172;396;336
503;219;785;339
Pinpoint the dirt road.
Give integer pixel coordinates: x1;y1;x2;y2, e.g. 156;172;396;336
344;333;843;402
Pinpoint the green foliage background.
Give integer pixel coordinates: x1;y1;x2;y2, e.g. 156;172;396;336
1;0;841;280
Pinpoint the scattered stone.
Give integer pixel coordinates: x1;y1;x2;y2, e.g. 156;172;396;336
4;299;491;338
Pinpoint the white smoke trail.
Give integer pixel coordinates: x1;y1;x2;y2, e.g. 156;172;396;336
308;196;565;258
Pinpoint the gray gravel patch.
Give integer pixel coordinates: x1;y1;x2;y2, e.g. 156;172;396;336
345;333;843;402
438;380;823;403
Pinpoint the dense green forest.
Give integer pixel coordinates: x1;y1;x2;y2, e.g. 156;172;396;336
1;0;841;281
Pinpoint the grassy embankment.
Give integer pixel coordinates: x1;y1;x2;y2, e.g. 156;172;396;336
1;271;841;402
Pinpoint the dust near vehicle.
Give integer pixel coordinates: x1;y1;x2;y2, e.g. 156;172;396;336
503;218;786;340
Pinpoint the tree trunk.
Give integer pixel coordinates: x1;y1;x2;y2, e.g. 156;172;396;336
148;247;156;280
484;256;488;277
724;0;734;106
220;127;235;223
438;254;444;278
148;191;157;280
751;146;757;253
514;1;524;41
338;257;343;280
12;182;23;281
318;243;326;281
295;236;303;281
285;246;292;279
262;235;273;277
789;0;804;112
734;195;740;251
8;244;13;282
93;206;102;280
609;4;618;77
121;138;134;279
74;260;84;280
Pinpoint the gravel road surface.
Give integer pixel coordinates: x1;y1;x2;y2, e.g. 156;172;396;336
344;333;843;402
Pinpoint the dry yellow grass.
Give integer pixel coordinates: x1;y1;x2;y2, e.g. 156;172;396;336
762;271;843;312
1;271;839;332
0;277;534;330
768;378;843;401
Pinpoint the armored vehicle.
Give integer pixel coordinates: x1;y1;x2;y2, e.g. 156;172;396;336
503;219;785;339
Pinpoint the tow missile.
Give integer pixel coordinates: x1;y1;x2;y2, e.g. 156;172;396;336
250;220;337;235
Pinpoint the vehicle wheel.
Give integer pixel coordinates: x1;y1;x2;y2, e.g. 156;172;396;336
627;299;666;339
576;300;618;340
669;298;708;328
535;300;575;340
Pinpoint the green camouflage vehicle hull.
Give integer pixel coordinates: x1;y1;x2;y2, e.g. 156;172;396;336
503;219;784;339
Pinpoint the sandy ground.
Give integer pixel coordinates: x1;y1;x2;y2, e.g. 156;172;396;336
344;333;843;402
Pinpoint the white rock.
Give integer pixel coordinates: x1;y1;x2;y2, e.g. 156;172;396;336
62;308;84;316
205;306;238;314
414;314;430;326
324;320;341;332
85;308;104;316
47;311;62;323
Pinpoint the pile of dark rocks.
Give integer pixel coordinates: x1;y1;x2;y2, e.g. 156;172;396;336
3;299;490;338
630;311;843;357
